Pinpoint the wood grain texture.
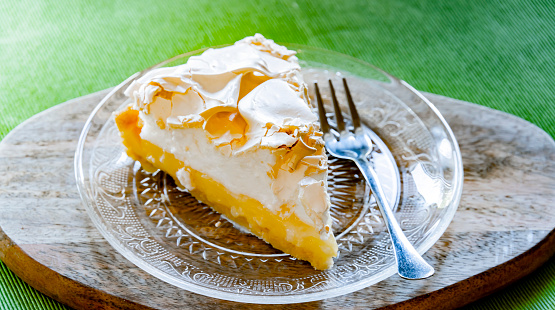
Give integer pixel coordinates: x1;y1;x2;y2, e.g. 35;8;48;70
0;89;554;309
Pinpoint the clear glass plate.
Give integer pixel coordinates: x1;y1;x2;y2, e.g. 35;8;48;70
75;45;463;304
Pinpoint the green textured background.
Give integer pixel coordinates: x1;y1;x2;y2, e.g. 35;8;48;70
1;0;554;309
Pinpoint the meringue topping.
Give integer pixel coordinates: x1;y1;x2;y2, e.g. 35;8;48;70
123;34;331;233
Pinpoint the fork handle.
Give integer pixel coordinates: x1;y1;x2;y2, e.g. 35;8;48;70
354;158;435;280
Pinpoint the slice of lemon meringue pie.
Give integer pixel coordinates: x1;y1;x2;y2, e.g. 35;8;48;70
115;34;337;270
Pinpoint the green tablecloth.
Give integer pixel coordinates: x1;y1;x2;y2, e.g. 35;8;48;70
1;0;553;309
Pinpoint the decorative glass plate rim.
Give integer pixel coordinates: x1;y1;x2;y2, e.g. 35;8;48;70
74;44;464;304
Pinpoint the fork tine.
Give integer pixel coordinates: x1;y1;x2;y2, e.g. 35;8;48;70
314;82;330;135
343;78;361;129
328;79;345;132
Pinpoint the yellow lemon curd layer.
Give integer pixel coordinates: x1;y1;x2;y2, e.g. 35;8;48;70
115;108;337;270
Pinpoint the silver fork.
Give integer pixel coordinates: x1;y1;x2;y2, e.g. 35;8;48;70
315;78;434;280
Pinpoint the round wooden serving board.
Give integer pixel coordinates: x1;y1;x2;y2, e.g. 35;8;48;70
0;90;554;309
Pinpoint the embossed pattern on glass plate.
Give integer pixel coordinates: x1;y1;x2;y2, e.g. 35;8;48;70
75;45;463;304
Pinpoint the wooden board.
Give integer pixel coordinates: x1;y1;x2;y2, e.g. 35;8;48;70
0;90;554;309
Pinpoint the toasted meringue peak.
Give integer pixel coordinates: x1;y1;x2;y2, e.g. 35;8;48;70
124;34;318;157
